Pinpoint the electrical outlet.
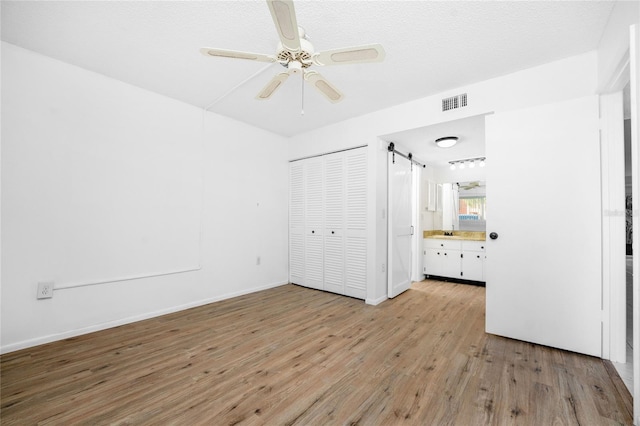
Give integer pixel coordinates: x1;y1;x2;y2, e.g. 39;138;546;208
37;281;54;299
256;256;261;266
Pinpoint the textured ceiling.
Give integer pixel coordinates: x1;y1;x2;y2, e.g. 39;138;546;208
1;1;615;137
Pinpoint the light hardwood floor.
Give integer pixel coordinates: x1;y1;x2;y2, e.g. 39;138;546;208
1;281;633;425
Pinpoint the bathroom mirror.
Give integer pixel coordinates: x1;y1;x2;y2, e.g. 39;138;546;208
442;181;486;231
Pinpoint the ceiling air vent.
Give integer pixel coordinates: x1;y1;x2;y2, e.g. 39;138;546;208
442;93;468;111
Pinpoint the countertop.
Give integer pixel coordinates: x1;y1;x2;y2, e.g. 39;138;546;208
423;230;486;242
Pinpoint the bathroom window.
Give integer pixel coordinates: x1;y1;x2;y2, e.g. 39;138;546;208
459;196;486;230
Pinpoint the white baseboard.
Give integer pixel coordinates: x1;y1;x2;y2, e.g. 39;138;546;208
1;280;289;354
365;294;388;306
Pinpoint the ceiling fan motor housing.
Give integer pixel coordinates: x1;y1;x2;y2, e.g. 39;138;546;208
277;37;314;69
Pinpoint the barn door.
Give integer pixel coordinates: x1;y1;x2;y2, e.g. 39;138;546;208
388;153;413;298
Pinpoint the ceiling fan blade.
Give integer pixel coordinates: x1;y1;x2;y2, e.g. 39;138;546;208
256;73;289;100
313;44;386;66
200;48;276;63
266;0;301;53
304;71;343;103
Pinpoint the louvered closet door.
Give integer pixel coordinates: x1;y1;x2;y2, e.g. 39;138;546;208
344;148;367;299
304;157;324;290
289;161;305;285
323;152;345;295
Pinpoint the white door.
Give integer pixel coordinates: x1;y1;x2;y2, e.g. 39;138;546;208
323;152;345;295
485;95;602;357
388;153;413;298
304;156;324;290
344;148;368;299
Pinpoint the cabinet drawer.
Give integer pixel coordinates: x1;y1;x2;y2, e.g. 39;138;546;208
424;238;462;250
461;241;486;252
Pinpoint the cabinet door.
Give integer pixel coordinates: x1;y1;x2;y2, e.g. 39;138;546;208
461;241;485;282
323;152;345;294
462;252;484;281
289;161;305;285
304;157;324;290
424;249;442;277
344;148;367;299
442;250;462;278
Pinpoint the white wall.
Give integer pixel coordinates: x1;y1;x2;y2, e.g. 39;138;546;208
0;43;605;348
289;51;598;304
597;0;640;92
420;165;438;232
1;43;289;353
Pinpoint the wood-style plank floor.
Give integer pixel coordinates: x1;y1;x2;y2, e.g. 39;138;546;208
1;281;633;425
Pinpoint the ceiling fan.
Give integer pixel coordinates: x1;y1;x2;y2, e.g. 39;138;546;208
200;0;385;103
458;181;484;191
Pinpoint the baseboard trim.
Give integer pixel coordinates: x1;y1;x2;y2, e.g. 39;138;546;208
366;294;388;306
1;280;289;354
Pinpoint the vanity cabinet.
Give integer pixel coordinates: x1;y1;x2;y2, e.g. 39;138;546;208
423;239;462;278
423;238;486;282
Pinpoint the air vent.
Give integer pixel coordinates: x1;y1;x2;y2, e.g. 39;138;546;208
442;93;468;111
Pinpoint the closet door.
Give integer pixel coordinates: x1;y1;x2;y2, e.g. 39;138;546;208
289;161;305;285
304;157;324;290
323;152;345;295
345;148;367;299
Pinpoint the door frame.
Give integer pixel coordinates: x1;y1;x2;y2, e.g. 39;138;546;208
629;23;640;426
411;164;422;282
600;91;627;363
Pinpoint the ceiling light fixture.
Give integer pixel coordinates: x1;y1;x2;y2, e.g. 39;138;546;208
448;157;486;170
435;136;459;148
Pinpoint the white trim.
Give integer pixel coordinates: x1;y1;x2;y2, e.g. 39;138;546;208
0;280;289;354
53;266;202;291
411;164;422;282
601;52;630;94
600;91;627;363
366;294;388;306
289;144;368;163
629;23;640;426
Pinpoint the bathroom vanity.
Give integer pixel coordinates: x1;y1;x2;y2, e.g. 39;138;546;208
423;232;486;282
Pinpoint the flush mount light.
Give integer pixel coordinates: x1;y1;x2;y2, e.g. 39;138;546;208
435;136;458;148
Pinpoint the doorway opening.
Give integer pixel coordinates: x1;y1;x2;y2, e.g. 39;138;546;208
382;114;488;295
